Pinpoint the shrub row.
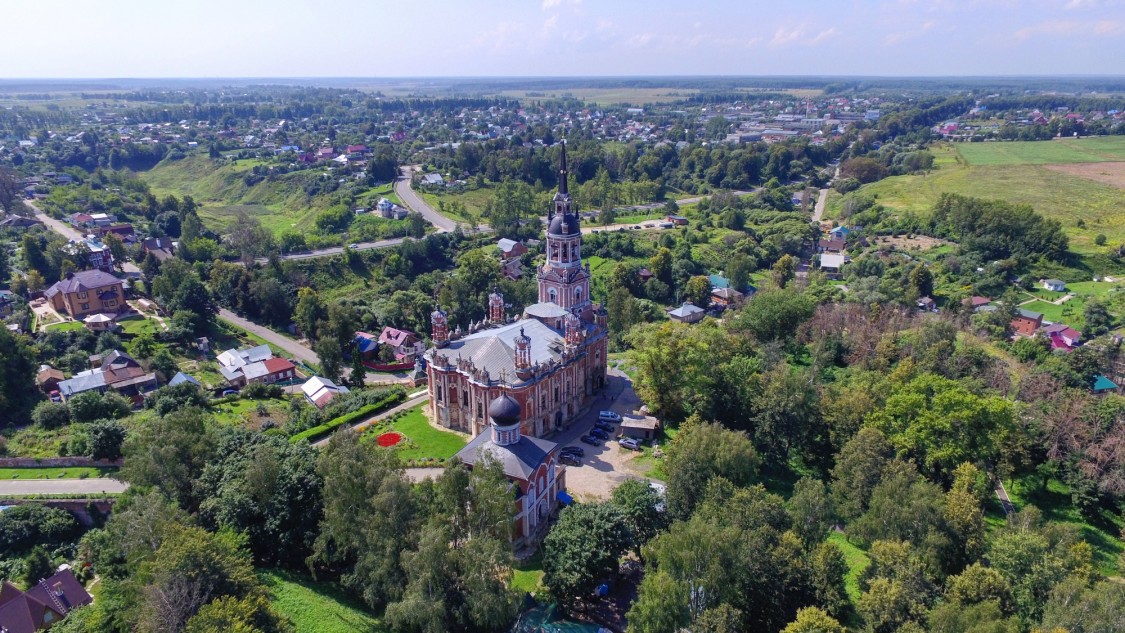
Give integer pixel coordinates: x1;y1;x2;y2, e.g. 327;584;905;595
288;391;406;444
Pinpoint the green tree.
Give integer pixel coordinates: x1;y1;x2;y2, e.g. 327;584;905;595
683;275;713;308
927;600;1018;633
789;477;835;548
831;427;894;521
909;265;934;299
22;545;56;587
31;400;71;429
808;541;849;617
315;337;343;382
771;254;797;289
729;287;815;343
781;607;845;633
664;421;760;519
542;502;633;607
88;419;127;460
944;562;1012;612
857;577;925;633
1084;298;1112;336
122;408;219;511
312;429;416;609
185;594;287;633
611;478;667;555
0;326;37;423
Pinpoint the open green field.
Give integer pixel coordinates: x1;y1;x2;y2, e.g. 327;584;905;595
956;137;1125;166
261;570;388;633
45;321;84;332
0;466;119;480
211;397;292;427
420;187;493;223
495;87;698;106
828;143;1125;254
117;316;162;336
368;405;467;462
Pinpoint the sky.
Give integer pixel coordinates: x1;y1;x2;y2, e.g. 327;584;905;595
1;0;1124;78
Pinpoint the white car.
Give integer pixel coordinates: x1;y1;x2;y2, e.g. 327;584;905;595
598;410;622;423
618;437;640;450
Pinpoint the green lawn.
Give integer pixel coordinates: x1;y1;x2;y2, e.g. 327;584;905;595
827;531;871;604
210;397;292;427
0;466;119;480
511;553;544;595
118;316;162;336
375;405;467;462
1020;299;1087;329
828;144;1125;254
998;477;1124;578
956;137;1125;166
260;570;388;633
45;321;84;332
420;186;493;223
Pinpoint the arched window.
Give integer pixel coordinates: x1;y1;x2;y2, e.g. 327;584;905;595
575;287;583;302
549;288;557;303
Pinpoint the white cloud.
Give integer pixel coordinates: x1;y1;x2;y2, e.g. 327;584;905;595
769;25;805;46
542;0;581;9
810;27;839;44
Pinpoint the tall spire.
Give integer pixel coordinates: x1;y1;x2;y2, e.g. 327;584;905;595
558;140;568;196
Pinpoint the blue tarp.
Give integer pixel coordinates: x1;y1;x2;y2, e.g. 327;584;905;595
556;490;574;505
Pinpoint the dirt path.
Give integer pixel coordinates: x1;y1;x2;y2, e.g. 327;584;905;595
812;188;829;223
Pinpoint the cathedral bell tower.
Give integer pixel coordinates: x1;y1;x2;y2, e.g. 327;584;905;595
431;306;449;348
538;141;592;314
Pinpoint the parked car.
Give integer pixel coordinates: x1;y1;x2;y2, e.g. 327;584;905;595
348;243;359;249
580;435;601;446
561;446;585;458
49;390;61;403
618;437;640;450
560;454;581;466
589;428;609;440
221;389;239;396
598;410;621;423
594;421;614;433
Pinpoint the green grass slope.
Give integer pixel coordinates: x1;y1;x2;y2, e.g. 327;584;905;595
828;144;1125;254
956;136;1125;166
261;569;388;633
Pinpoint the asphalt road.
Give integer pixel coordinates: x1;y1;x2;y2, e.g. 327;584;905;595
0;478;128;495
218;309;320;366
813;188;829;223
396;166;457;232
26;200;142;275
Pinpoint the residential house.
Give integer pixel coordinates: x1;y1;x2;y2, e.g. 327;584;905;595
708;274;730;290
1043;279;1067;292
0;215;41;230
35;365;64;394
315;147;336;161
141;237;176;261
168;372;201;387
44;270;125;319
637;268;654;283
1093;374;1118;395
665;214;688;226
828;225;851;240
301;376;350;409
378;326;425;361
819;253;846;275
421;173;444;186
95;224;135;243
216;344;296;387
58;350;158;402
354;331;380;360
71;237;113;271
0;289;15;317
501;256;524;280
0;568;93;632
916;296;937;312
619;414;660;441
1042;324;1082;351
711;287;745;308
497;238;528;259
965;296;993;312
667;301;706;324
1011;308;1044;337
817;238;846;253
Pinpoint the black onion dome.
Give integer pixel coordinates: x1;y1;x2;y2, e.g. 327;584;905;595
488;393;521;426
549;213;581;236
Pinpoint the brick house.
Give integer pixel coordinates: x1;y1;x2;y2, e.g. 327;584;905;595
1011;309;1044;337
44;270;125;319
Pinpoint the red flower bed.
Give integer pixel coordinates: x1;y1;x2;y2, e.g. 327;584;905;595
376;432;403;447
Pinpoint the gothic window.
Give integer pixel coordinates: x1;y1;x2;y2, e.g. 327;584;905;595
554;385;559;403
575;287;583;302
477;402;483;419
541;395;547;410
436;387;443;402
462;390;468;406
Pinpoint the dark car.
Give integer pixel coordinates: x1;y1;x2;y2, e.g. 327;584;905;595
560;454;582;466
589;428;609;440
594;421;614;433
580;435;601;446
561;446;585;458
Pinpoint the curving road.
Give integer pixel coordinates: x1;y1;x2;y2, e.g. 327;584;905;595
26;200;142;275
395;166;457;233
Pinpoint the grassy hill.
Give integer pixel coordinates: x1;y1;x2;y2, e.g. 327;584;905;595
827;140;1125;254
142;154;398;236
261;570;388;633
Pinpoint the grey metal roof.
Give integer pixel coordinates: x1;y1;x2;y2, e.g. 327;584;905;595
59;372;107;397
241;361;270;381
523;302;570;319
668;302;704;318
168;372;200;387
437;318;565;379
455;431;558;480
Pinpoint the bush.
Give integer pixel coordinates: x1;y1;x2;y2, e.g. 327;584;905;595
1095;234;1107;246
241;382;283;400
31;401;71;429
88;419;126;460
0;503;82;558
289;391;406;444
68;391;131;423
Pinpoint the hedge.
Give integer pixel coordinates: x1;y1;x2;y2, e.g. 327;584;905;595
289;392;406;444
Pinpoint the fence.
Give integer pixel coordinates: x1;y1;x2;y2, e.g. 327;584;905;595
0;457;123;468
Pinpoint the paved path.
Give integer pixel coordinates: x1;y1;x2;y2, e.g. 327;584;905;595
312;393;430;448
396;166;457;233
26;200;141;275
218;309;319;366
0;478;128;496
995;479;1016;516
813;188;829;223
